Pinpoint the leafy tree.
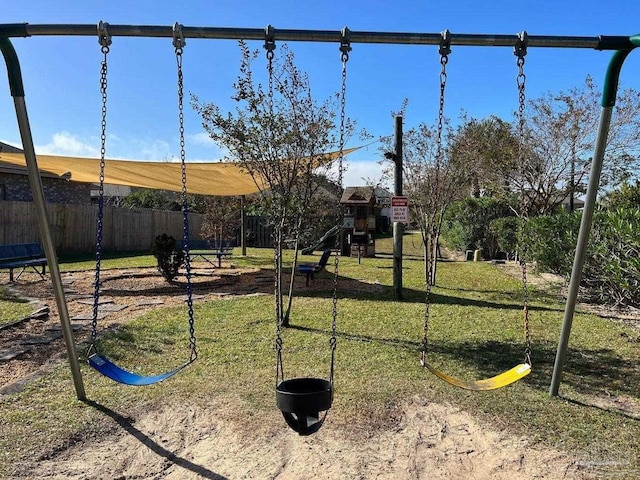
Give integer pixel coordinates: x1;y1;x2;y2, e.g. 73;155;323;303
601;179;640;210
191;41;354;326
122;189;173;210
448;115;520;198
382;120;466;285
200;196;244;246
441;196;515;259
295;173;342;248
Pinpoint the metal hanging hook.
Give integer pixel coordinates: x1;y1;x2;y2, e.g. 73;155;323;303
439;29;452;57
172;22;186;50
264;24;276;55
97;20;111;50
514;30;528;58
340;26;351;59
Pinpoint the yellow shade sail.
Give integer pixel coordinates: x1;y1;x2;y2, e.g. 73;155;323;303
0;146;361;197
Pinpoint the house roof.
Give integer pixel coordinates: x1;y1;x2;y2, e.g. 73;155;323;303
341;186;376;204
0;142;63;178
0;142;23;154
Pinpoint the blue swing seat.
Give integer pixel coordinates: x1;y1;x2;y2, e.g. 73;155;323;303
88;354;190;386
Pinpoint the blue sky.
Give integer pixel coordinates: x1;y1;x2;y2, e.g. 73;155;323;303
2;0;640;188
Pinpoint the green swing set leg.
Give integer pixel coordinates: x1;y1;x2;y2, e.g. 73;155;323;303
0;38;86;400
549;44;638;397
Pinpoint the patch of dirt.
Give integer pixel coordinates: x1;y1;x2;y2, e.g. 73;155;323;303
11;396;605;480
493;260;566;290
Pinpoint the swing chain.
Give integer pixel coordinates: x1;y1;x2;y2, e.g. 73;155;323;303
436;30;450;169
515;31;532;366
421;32;450;364
329;28;350;384
90;27;110;350
264;30;284;386
174;24;197;362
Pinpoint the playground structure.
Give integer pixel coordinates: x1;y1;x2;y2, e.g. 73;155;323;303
0;23;638;413
341;186;377;261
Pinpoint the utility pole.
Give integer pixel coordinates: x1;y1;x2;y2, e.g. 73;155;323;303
392;116;403;300
557;95;578;213
570;106;577;213
240;195;247;256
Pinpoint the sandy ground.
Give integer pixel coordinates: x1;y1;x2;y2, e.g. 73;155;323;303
16;396;590;480
1;260;635;479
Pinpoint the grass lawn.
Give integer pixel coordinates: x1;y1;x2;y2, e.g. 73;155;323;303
1;232;639;476
0;286;32;328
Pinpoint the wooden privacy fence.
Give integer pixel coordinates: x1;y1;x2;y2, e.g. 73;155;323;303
0;200;204;253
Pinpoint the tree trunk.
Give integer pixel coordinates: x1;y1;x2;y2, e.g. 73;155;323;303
273;217;286;330
283;216;303;327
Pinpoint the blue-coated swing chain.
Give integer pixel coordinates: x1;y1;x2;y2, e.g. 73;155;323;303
89;22;112;356
173;23;197;363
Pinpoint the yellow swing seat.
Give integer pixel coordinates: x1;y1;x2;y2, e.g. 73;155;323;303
422;359;531;391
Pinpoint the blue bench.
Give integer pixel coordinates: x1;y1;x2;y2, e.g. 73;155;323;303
0;243;47;281
179;239;235;268
298;249;332;286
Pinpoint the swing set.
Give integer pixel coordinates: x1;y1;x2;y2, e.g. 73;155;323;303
1;23;638;434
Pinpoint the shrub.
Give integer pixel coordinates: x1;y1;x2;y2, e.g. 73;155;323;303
523;211;580;275
525;208;640;307
440;196;515;258
583;208;640;306
151;233;185;283
488;216;519;259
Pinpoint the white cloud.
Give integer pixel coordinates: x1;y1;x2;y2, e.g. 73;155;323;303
35;131;99;157
131;138;172;161
187;132;214;146
335;159;391;189
186;133;227;160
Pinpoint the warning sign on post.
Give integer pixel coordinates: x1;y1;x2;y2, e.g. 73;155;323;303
391;196;409;223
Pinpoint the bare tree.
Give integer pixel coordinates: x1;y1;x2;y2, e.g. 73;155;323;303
191;41;352;326
525;76;640;214
200;196;243;246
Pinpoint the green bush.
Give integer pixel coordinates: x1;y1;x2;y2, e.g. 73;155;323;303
583;208;640;306
151;233;185;283
441;196;515;258
523;211;580;275
488;216;519;259
525;208;640;307
601;179;640;210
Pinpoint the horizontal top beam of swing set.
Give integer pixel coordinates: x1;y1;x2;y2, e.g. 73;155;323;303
0;23;636;51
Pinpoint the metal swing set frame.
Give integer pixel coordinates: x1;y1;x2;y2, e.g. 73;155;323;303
0;22;638;404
